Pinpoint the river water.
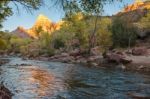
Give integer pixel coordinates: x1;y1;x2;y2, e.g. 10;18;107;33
0;57;150;99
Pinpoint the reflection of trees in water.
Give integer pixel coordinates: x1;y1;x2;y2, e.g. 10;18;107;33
63;65;85;89
28;67;55;96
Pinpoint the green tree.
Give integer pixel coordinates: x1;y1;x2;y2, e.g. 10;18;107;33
51;0;122;54
0;38;7;50
138;11;150;29
0;0;43;28
96;17;112;51
52;13;89;50
10;36;31;53
111;18;137;48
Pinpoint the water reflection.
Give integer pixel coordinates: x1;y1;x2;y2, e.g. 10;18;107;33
0;57;150;99
19;66;55;97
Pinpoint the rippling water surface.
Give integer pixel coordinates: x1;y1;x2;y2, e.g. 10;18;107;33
0;57;150;99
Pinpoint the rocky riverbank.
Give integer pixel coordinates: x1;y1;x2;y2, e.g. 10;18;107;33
1;46;150;74
22;47;150;74
0;59;9;66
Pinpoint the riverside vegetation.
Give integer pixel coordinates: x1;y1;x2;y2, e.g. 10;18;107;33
0;9;150;73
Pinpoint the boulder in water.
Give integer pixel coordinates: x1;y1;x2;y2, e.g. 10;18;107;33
103;51;132;64
132;47;147;56
0;84;12;99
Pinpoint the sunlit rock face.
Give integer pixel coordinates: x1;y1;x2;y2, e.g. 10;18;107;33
11;26;30;38
27;14;62;39
122;0;150;13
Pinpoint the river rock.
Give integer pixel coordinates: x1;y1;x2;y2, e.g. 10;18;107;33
0;84;12;99
90;47;101;55
132;47;147;56
104;51;132;64
128;93;150;99
87;56;102;63
69;49;80;57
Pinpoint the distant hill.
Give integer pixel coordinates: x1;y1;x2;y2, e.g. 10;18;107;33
11;27;30;38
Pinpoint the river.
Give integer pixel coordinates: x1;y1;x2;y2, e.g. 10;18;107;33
0;57;150;99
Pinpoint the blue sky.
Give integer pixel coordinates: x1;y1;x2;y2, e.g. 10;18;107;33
2;0;134;31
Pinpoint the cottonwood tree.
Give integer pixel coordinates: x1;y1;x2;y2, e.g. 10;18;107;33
0;0;43;28
50;0;122;54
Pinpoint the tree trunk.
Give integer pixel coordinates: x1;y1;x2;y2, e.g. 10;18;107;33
88;15;99;54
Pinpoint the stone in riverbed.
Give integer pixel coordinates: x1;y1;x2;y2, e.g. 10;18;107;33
128;93;150;99
132;47;147;56
69;49;80;57
104;51;132;64
0;84;13;99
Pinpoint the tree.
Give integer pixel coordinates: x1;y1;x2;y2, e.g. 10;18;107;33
50;0;122;54
0;1;12;28
0;0;43;28
0;38;7;50
96;17;112;51
138;11;150;29
111;18;137;48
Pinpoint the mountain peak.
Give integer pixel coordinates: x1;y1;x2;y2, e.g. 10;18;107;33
135;0;143;3
27;14;61;38
11;26;30;38
36;14;52;23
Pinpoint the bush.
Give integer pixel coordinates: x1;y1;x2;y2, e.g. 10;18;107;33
20;45;28;55
138;11;150;29
53;38;65;49
10;36;31;53
53;13;89;49
111;18;137;48
0;38;7;50
96;18;112;51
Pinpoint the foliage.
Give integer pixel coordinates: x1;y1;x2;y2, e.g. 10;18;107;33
0;31;12;51
111;18;137;48
39;31;55;56
0;0;43;28
19;45;28;55
10;36;31;53
52;0;122;15
51;13;89;50
0;1;12;28
0;38;7;50
96;17;112;50
138;11;150;29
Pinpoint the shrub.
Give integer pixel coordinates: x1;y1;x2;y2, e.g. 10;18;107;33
111;18;137;48
10;36;31;53
96;18;112;51
20;45;28;55
0;38;7;50
53;38;65;49
138;11;150;29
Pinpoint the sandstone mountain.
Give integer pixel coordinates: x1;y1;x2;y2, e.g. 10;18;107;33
27;14;62;38
122;0;150;13
12;14;62;39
